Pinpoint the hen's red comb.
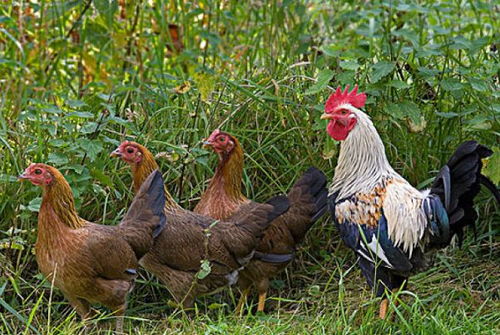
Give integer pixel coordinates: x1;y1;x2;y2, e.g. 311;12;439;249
207;129;222;142
325;85;366;112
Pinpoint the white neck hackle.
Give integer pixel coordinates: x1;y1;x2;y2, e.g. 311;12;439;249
330;105;398;199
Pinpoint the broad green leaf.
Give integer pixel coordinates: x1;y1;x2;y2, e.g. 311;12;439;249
388;80;410;89
440;78;464;91
48;152;69;165
482;147;500;185
418;67;440;79
27;197;42;212
468;78;488;92
197;260;212;280
91;168;113;187
371;61;395;83
339;60;360;71
80;122;99;134
304;69;334;95
66;99;87;108
78;140;103;161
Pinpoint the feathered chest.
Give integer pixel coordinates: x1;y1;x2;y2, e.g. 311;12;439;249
331;177;429;255
334;181;390;227
35;213;89;285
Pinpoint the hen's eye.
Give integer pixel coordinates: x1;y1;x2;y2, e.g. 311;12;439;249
34;169;42;175
127;148;134;154
219;137;225;142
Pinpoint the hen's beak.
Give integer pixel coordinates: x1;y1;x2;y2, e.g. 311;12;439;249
320;113;335;120
18;172;29;181
110;148;122;158
202;140;213;148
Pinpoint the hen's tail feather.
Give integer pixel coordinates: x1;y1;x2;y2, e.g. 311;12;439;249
265;195;291;222
431;141;497;243
120;170;167;258
143;170;167;238
285;167;328;240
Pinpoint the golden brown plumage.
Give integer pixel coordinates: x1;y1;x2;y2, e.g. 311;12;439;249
112;141;290;308
19;164;166;332
196;130;328;313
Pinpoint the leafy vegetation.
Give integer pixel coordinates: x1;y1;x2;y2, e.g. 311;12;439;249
0;0;498;334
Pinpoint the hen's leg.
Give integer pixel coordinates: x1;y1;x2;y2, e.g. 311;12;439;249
67;296;93;319
235;287;251;315
256;278;269;313
113;303;126;334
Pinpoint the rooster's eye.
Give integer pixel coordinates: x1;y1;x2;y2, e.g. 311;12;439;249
341;110;348;115
34;169;42;175
127;148;134;154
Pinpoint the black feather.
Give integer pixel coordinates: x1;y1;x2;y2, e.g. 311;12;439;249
431;141;495;243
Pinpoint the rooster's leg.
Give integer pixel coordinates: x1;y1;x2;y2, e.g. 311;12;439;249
379;298;389;319
235;287;251;315
379;289;400;319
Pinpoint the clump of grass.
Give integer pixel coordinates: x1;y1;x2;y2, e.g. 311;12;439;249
0;0;498;334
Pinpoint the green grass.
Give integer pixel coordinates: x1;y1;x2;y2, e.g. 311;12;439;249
0;0;499;334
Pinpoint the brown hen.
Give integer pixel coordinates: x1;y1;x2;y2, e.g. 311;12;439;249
19;165;166;332
111;141;290;308
195;129;328;313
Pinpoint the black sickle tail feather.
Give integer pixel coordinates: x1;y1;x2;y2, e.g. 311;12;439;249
431;141;498;244
285;167;328;241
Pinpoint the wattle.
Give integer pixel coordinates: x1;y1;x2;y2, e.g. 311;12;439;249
327;120;350;141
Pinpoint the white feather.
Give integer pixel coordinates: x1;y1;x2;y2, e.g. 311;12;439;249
365;235;394;268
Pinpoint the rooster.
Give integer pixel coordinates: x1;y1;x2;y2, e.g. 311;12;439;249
320;85;499;319
111;141;290;308
197;129;328;313
19;165;166;332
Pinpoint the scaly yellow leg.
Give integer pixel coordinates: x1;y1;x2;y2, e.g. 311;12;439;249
379;289;400;319
235;288;250;316
257;291;267;313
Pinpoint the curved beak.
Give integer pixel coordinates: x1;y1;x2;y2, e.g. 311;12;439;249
110;148;122;158
320;113;335;120
18;172;29;181
202;140;213;148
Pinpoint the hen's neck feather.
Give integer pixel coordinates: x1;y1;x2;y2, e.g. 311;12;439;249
39;174;85;230
211;142;247;201
132;148;181;210
196;141;248;219
330;107;397;199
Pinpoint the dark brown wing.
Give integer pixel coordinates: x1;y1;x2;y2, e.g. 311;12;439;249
143;196;289;276
215;195;290;265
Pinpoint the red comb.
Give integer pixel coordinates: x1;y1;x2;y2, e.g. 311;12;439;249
207;129;222;142
325;85;366;112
